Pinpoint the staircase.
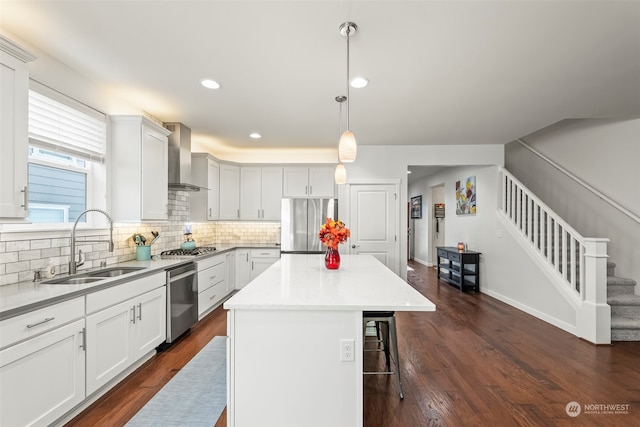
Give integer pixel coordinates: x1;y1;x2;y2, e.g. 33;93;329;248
608;261;640;341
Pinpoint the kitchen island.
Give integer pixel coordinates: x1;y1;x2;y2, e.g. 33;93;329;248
224;254;435;427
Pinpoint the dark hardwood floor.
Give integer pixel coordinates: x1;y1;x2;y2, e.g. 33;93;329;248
68;261;640;427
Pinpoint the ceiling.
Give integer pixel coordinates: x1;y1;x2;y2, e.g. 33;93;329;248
2;1;639;157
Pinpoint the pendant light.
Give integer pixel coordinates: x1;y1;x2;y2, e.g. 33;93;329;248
335;95;347;185
338;22;357;163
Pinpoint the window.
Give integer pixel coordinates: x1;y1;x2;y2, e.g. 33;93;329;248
27;81;106;225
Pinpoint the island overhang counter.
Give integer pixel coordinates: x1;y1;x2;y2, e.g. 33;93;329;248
224;254;436;427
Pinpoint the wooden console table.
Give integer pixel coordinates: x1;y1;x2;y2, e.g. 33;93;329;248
436;246;481;291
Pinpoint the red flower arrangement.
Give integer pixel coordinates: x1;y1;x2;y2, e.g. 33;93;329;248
318;218;350;250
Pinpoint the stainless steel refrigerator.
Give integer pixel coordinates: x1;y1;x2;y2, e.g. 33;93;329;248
280;198;338;253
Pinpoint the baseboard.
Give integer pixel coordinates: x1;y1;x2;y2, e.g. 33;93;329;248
482;288;578;337
412;258;432;267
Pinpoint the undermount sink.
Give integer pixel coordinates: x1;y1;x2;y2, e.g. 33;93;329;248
42;266;146;285
43;276;105;285
88;267;146;277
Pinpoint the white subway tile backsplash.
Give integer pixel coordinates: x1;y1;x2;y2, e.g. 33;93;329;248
0;190;281;286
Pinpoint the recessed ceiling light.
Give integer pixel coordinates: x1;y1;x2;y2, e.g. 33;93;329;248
350;76;369;88
201;79;221;89
407;170;412;174
249;132;262;139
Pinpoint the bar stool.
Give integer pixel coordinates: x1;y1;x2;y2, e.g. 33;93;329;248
362;311;404;399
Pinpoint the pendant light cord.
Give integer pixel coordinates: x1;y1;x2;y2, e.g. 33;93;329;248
346;26;351;131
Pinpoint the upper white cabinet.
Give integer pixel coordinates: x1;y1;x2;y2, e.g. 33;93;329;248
111;116;171;222
0;36;35;221
283;166;335;198
219;163;240;220
240;167;283;220
190;153;219;221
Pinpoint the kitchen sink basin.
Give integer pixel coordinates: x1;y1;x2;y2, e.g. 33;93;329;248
88;267;146;277
43;276;105;285
42;266;146;285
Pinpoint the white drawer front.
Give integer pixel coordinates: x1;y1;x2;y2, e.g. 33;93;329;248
250;248;280;258
0;297;85;349
198;262;225;292
196;254;225;271
198;280;226;316
86;272;166;314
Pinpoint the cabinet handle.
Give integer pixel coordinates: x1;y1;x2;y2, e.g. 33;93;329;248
258;209;260;218
26;317;54;328
210;275;216;281
310;185;313;194
262;209;264;218
252;261;254;270
237;209;240;218
20;186;28;210
246;253;249;262
79;327;86;351
209;208;212;217
305;186;308;195
137;303;142;320
209;294;217;300
131;306;136;324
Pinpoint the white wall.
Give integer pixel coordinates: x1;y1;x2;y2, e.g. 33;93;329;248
408;164;578;333
338;144;504;280
506;118;640;291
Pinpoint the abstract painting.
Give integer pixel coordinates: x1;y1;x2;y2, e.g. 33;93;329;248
456;176;476;215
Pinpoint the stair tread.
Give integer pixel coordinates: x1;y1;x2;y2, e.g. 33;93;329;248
608;295;640;305
607;276;637;286
611;316;640;329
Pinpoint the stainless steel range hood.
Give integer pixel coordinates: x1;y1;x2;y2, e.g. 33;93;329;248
163;122;201;192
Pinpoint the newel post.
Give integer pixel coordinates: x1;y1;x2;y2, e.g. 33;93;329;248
578;238;610;344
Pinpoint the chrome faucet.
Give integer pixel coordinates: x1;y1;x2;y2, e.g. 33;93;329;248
70;208;114;274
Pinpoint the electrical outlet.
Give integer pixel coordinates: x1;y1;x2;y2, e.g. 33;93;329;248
340;339;355;362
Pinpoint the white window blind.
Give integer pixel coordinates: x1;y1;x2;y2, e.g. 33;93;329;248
28;81;106;159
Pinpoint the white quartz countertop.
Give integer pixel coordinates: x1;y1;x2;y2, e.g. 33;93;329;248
224;254;435;312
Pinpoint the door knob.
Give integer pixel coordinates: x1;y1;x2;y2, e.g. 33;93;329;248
351;244;360;249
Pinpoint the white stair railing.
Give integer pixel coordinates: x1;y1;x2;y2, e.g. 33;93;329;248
499;167;610;344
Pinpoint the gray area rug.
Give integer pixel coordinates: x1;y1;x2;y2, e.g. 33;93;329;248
126;336;227;427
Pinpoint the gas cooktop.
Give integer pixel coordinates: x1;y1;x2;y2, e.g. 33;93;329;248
160;246;217;257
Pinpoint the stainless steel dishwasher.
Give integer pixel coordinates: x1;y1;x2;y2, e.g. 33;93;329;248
165;262;198;344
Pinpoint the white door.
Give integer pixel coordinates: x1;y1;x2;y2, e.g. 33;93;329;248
240;167;262;220
0;319;85;427
141;125;168;220
133;287;166;359
86;299;135;395
348;184;399;274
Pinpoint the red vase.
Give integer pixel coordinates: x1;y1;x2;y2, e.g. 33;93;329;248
325;247;340;269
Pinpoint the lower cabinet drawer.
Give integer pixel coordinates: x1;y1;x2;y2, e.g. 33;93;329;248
448;252;461;262
198;280;226;316
0;297;85;349
437;249;448;258
198;262;225;292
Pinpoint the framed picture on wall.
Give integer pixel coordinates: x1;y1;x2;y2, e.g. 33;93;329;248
410;195;422;219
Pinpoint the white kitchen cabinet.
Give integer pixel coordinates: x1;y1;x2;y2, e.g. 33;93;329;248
0;319;85;427
240;167;283;220
283;166;335;198
235;249;251;289
219;163;240;220
0;36;35;221
190;153;219;221
250;248;281;281
226;251;236;293
86;281;166;395
197;254;227;318
111;116;171;222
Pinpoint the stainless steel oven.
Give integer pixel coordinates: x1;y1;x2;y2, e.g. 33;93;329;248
165;262;198;344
